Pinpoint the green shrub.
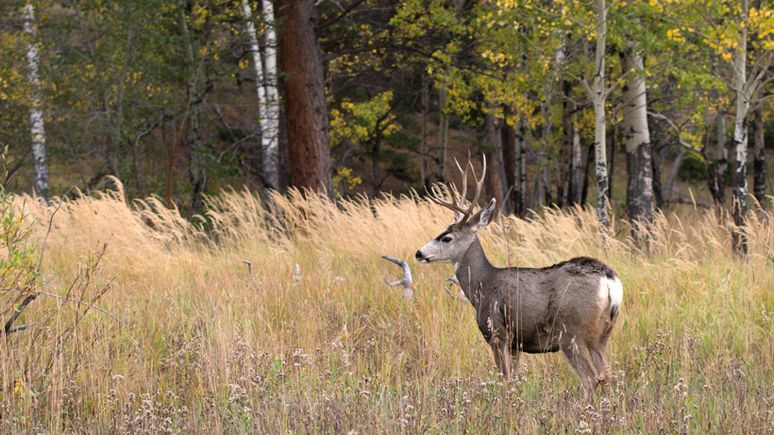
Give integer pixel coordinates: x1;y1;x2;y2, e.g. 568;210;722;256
678;150;707;182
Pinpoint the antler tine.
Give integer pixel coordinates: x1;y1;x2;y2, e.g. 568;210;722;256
427;154;487;224
467;154;487;210
425;184;468;221
453;157;469;210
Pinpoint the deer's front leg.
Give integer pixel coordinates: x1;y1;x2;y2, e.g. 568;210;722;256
490;336;512;379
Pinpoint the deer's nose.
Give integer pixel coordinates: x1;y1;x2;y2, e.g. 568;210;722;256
415;250;424;260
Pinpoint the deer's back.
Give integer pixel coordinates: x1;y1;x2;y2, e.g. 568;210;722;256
478;257;619;351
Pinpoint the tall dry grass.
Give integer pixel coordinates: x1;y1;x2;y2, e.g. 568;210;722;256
1;184;773;432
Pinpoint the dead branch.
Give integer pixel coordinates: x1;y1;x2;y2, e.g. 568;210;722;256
666;189;715;210
36;290;123;326
4;294;37;335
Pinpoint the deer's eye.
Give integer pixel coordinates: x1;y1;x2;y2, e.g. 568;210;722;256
441;236;453;243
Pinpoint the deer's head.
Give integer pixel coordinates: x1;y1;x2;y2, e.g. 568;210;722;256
415;156;497;264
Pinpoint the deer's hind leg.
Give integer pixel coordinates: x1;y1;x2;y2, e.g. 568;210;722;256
589;319;616;387
589;340;610;387
560;335;599;400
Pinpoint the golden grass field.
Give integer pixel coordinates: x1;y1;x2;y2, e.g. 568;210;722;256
1;184;773;432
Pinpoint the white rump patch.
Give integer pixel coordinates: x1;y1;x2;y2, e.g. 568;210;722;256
599;276;623;314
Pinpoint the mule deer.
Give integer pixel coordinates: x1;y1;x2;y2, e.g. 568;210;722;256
415;156;622;397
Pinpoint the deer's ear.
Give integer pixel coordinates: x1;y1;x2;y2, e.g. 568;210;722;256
469;198;497;232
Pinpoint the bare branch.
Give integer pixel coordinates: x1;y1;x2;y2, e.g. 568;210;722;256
4;294;37;335
36;289;123;326
5;323;31;334
647;111;703;153
666;189;715;210
37;188;73;273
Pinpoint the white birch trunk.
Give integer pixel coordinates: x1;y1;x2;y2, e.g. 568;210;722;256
23;2;49;200
622;48;654;233
622;51;650;155
590;0;609;228
731;0;750;254
260;0;280;189
571;122;581;205
241;0;278;189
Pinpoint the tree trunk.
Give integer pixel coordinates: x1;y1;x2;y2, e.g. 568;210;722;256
277;0;332;194
651;141;665;208
242;0;279;190
436;85;449;182
664;149;686;201
514;118;527;215
261;0;281;190
178;0;207;211
484;109;508;207
420;74;430;188
569;118;582;206
753;105;767;205
621;48;654;241
500;122;516;213
241;0;271;188
707;111;728;206
731;0;750;256
532;165;543;210
581;142;594;205
22;3;49;201
560;80;574;207
277;81;291;190
609;117;616;204
589;0;609;228
543;165;553;207
501;120;516;214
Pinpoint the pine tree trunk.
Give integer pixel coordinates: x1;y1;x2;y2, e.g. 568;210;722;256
753;105;767;205
22;3;49;201
731;0;750;256
261;0;280;190
621;48;654;241
277;0;332;194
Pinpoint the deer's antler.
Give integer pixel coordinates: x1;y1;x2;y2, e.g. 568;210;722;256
426;154;487;224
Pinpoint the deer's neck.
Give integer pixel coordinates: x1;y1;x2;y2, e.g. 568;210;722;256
455;237;494;307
